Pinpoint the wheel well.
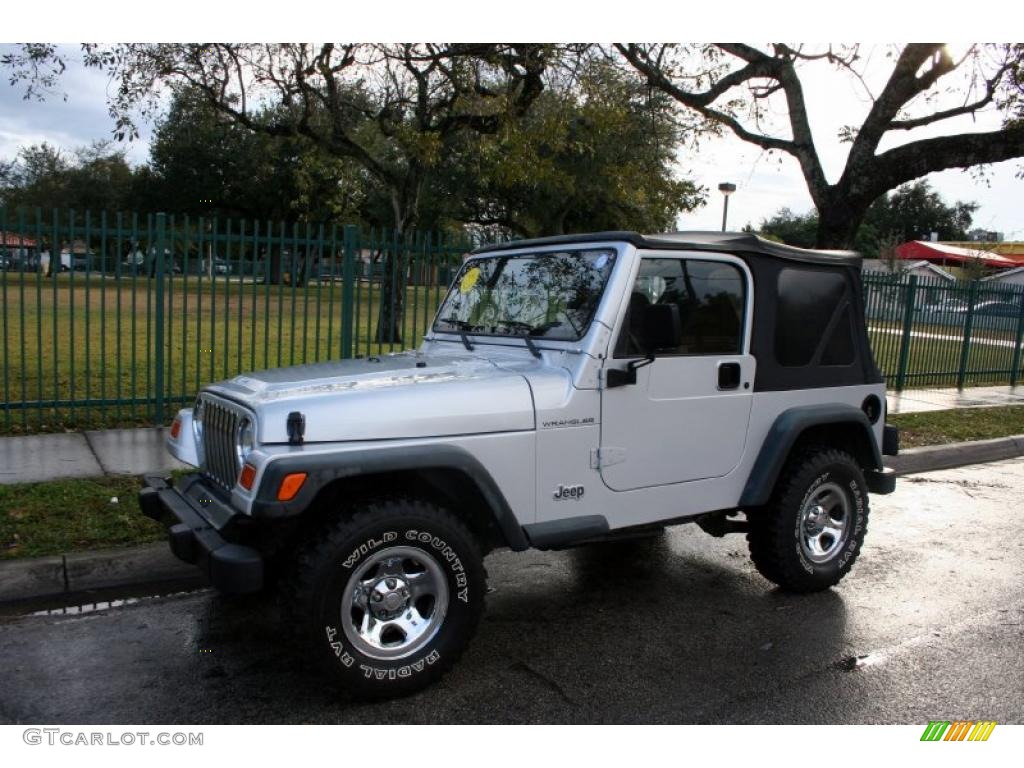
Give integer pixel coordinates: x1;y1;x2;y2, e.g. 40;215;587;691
791;421;879;472
301;468;510;554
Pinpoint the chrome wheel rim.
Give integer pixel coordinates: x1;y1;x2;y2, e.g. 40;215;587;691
341;546;449;660
798;482;851;564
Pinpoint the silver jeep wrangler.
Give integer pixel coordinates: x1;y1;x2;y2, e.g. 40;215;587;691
140;231;898;698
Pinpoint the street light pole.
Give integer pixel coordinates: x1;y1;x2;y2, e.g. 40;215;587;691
718;182;736;232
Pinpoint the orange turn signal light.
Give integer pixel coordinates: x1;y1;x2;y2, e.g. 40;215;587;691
239;463;257;490
169;417;182;439
277;472;307;502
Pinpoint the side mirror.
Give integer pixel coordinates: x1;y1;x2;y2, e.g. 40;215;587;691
606;303;682;388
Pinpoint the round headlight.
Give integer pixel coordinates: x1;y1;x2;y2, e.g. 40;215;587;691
236;417;255;463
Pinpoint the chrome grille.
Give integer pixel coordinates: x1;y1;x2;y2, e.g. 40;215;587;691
199;396;242;490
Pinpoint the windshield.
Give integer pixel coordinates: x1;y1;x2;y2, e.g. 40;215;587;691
433;249;616;341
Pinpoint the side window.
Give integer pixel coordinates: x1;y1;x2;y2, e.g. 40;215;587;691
615;258;745;358
775;268;855;367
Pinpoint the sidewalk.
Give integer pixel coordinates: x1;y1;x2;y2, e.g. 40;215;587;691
0;427;186;485
1;386;1024;485
886;385;1024;414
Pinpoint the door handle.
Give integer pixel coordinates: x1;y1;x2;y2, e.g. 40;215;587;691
717;362;741;390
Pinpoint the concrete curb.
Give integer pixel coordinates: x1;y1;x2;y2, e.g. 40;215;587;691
0;543;201;604
3;435;1024;606
887;434;1024;476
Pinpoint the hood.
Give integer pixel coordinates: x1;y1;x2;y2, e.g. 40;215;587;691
204;350;536;443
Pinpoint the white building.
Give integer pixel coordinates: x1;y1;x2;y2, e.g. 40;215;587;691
981;266;1024;287
862;259;956;282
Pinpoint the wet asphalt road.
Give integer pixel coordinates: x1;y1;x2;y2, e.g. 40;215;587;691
1;460;1022;725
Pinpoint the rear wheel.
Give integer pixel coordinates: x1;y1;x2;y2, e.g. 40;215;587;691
747;447;869;593
284;497;486;699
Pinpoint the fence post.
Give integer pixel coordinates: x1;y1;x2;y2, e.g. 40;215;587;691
341;225;358;359
1010;288;1024;388
894;275;918;392
154;212;166;424
956;280;978;390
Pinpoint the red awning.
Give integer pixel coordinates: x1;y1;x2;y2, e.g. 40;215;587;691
895;240;1022;268
0;231;37;248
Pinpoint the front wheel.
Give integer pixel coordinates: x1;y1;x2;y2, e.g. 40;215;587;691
747;447;869;593
285;498;486;699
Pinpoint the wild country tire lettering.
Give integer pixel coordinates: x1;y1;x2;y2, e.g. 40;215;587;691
341;530;469;599
341;531;399;568
837;479;865;569
324;624;441;678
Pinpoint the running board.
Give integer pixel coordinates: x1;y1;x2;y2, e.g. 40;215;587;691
523;516;609;550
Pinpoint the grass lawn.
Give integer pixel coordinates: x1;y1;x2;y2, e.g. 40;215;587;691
0;475;163;560
888;404;1024;448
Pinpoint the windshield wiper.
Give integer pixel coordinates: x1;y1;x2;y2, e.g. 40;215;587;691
496;319;543;358
437;317;476;351
493;317;557;360
520;332;542;359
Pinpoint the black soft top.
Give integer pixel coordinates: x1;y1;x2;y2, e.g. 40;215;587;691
471;230;861;268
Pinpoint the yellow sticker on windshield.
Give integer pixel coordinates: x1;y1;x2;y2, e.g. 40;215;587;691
459;267;481;294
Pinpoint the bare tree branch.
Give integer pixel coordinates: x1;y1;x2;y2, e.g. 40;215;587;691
616;41;1024;247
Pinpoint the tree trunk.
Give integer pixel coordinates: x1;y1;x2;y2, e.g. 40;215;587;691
264;249;282;285
292;248;308;288
815;196;868;250
374;244;407;346
373;183;421;346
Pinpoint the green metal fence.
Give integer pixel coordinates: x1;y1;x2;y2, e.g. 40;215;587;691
4;210;1024;435
0;208;471;433
863;270;1024;390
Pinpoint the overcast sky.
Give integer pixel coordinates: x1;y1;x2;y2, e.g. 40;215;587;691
1;43;1020;239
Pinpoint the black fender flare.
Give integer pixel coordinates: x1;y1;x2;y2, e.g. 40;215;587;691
739;404;883;508
249;443;530;551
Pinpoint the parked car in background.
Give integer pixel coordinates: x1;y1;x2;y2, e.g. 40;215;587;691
918;296;969;315
925;298;1024;331
313;260;344;282
972;300;1021;317
14;253;41;272
45;251;71;274
968;300;1023;329
70;252;97;272
121;249;187;276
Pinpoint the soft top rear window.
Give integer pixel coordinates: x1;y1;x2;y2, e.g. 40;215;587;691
775;268;852;367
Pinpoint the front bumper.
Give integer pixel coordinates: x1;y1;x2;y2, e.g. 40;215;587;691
139;474;263;594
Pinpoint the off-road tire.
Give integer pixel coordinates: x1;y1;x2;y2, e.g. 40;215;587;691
747;447;869;593
283;497;486;699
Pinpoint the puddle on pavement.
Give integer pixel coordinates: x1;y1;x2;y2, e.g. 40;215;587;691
833;653;886;671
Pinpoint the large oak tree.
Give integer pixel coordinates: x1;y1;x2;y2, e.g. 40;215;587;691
616;43;1024;248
